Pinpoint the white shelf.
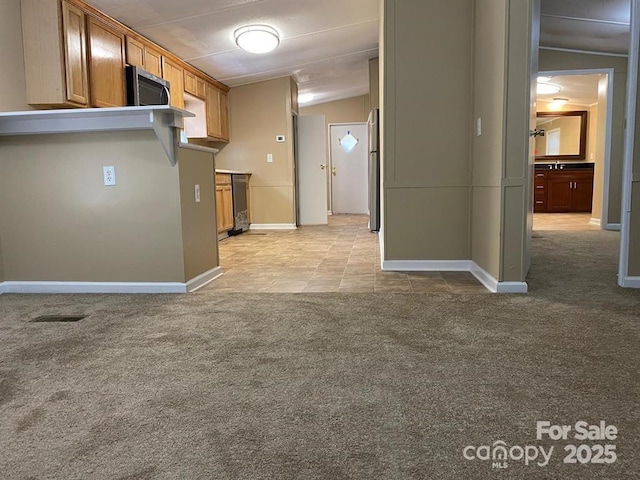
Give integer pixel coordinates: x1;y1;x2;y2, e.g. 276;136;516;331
0;106;195;165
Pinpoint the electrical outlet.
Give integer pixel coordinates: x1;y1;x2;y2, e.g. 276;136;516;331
194;184;201;203
267;153;273;163
103;166;116;186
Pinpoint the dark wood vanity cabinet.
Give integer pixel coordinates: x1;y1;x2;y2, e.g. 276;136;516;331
534;166;594;213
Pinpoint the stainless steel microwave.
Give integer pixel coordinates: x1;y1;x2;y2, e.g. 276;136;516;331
126;65;171;106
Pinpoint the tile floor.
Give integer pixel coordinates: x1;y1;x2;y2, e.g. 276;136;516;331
204;215;488;294
203;213;599;294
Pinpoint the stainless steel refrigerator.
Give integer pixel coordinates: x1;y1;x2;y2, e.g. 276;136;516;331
368;108;380;232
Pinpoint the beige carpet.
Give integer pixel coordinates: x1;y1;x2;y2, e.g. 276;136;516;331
0;229;638;479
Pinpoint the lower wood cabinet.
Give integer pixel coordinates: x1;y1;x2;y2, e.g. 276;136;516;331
534;167;594;213
215;174;234;233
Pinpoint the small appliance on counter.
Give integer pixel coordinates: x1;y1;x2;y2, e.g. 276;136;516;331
126;65;171;106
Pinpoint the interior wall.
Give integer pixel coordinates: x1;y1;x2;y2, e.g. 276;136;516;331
539;50;627;225
382;0;473;261
369;58;380;110
628;52;640;276
0;131;186;282
595;77;609;222
0;0;32;111
215;77;296;225
177;147;218;282
471;0;508;280
300;94;370;211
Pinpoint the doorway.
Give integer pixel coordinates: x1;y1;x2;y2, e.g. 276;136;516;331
329;123;368;214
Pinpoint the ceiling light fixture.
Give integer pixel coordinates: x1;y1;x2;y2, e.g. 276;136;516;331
298;93;314;104
537;83;561;95
537;76;552;83
234;25;280;54
551;97;569;106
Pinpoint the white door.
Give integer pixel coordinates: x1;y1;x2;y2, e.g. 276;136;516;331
296;115;328;225
546;129;560;155
330;123;368;214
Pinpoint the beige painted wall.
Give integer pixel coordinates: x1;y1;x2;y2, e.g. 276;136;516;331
628;59;640;276
177;147;218;281
369;58;380;110
0;131;188;282
215;77;296;224
383;0;473;261
0;0;32;111
539;50;627;224
471;0;508;279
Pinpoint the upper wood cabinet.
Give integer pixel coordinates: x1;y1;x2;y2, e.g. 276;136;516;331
184;70;207;100
86;16;126;108
126;36;163;77
21;0;89;107
162;58;185;109
206;83;230;141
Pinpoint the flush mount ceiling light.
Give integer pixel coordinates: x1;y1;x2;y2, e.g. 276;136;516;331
234;25;280;54
537;76;552;83
298;93;314;104
551;97;569;106
537;82;561;95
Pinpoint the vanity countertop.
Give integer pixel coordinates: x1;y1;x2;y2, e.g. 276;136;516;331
216;169;252;175
535;162;594;170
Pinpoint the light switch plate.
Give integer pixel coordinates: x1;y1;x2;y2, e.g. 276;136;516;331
276;135;285;143
476;117;482;137
194;184;201;203
267;153;273;163
103;166;116;186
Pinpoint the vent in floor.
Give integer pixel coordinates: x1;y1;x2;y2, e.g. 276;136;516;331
31;315;87;323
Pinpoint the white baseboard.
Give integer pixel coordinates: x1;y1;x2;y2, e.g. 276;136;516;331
619;276;640;288
605;223;621;231
589;218;602;227
186;266;223;292
249;223;297;230
0;281;188;294
382;260;473;271
382;259;529;294
0;282;6;295
496;281;529;293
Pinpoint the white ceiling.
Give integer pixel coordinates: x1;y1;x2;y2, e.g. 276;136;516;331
540;0;631;55
537;74;602;106
89;0;380;106
87;0;631;107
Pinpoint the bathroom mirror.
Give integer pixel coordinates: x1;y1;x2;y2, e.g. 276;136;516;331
535;110;588;161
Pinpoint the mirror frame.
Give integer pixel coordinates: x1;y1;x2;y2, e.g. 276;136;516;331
535;110;588;161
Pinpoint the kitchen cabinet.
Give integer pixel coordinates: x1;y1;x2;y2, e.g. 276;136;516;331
215;174;234;233
21;0;89;107
126;36;163;77
162;58;185;109
206;84;230;141
534;166;594;213
86;16;126;107
184;71;207;100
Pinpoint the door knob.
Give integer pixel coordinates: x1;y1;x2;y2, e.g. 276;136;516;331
320;164;326;169
332;166;337;176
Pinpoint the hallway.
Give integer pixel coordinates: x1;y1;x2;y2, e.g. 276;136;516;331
203;215;488;293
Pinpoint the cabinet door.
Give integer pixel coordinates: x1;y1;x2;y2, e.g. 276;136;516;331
184;70;198;96
206;83;222;138
61;1;89;105
222;185;234;230
572;176;594;212
216;186;226;233
162;58;184;109
219;91;230;141
87;17;126;107
547;173;573;212
144;46;163;77
125;36;144;68
197;78;207;99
